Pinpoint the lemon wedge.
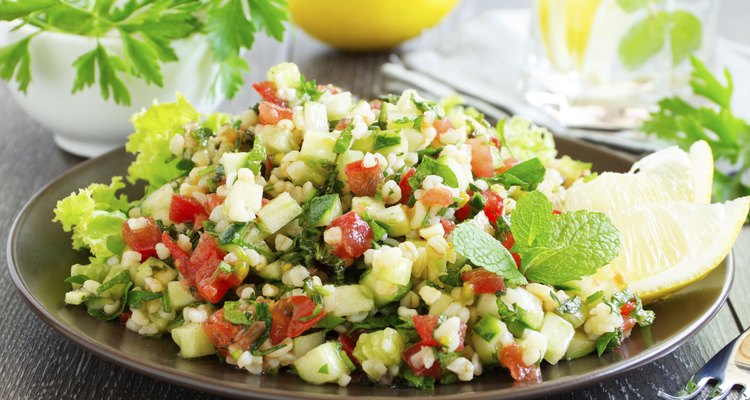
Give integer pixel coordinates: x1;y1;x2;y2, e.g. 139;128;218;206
605;198;749;303
538;0;602;70
564;140;713;212
562;140;746;303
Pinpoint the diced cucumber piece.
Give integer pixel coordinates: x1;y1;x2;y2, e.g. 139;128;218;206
373;205;410;237
379;101;393;126
304;102;329;133
255;260;283;281
299;129;337;164
324;284;375;318
518;329;547;365
293;341;353;385
565;331;596;360
353;328;406;375
474;293;500;318
257;125;299;155
220;152;251;179
359;269;411;307
167;281;197;311
501;288;545;334
140;183;173;217
71;262;109;284
172;322;216;358
293;331;326;358
437;155;470;191
471;316;511;365
132;257;176;289
65;290;88;305
401;128;423;152
540;312;575;364
322;92;353;120
267;62;301;89
350;196;385;217
302;194;342;227
257;192;303;234
350;134;375;153
337;150;364;182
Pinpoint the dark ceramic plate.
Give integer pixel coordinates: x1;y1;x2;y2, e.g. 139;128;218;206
8;137;733;399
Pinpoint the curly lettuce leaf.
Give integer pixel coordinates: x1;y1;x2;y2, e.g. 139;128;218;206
53;177;129;258
499;117;557;164
126;94;201;188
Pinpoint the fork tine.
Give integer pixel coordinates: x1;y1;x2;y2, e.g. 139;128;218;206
707;382;736;400
737;386;748;400
657;378;712;400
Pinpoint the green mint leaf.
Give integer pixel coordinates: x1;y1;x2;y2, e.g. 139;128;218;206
0;0;58;20
0;37;32;92
452;222;527;286
400;366;436;389
65;274;89;286
247;0;288;41
333;125;353;154
487;157;546;191
206;0;256;61
374;130;402;150
127;290;163;309
251;302;272;349
95;44;131;105
671;11;702;66
96;270;131;296
219;222;249;245
223;301;254;325
618;12;668;70
521;210;621;285
510;191;553;248
72;48;97;94
120;32;163;86
408;156;458;190
315;314;346;330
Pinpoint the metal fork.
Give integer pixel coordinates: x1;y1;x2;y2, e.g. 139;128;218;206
658;328;750;400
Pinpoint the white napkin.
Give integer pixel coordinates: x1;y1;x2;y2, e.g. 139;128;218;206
381;9;750;153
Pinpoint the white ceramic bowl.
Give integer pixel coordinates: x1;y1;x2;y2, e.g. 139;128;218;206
3;25;222;157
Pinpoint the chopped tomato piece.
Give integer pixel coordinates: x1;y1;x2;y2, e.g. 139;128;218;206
469;138;494;178
499;342;542;383
421;187;453;207
338;332;360;364
327;211;373;260
344;159;383;197
258;101;294;125
622;317;637;337
501;232;515;250
496;157;519;174
553;210;562;215
440;219;456;236
482;190;504;224
462;269;505;294
169;194;207;225
369;99;382;110
413;315;440;347
269;296;326;344
398;168;416;204
203;309;241;349
511;253;522;269
402;343;442;378
205;194;225;215
252;81;285;106
620;300;637;317
433;118;453;135
119;310;132;325
455;203;471;221
161;232;190;268
335;118;351;131
122;217;161;260
191;234;238;303
490;136;501;148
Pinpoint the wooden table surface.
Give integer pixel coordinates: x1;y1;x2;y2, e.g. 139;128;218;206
1;1;749;399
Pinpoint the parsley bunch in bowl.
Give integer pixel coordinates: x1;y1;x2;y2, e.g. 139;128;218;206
0;0;288;105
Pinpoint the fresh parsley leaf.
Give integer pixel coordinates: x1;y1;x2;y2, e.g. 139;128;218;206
452;222;527;286
72;48;97;94
96;270;131;296
0;0;58;20
120;31;163;86
487;157;546;192
511;191;621;285
439;265;463;287
252;302;272;350
596;330;623;356
127;290;163;309
298;73;322;101
0;37;32;92
333;125;353;154
408;156;458;190
94;44;131;105
247;0;288;41
223;301;254;325
316;314;346;330
400;366;436;389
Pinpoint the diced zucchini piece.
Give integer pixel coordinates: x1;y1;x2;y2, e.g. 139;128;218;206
293;341;354;385
373;205;410;237
300;130;337;164
293;331;326;358
350;134;375;153
471;316;512;365
257;125;299;155
353;328;405;379
132;257;176;289
65;290;88;305
540;312;575;364
359;269;411;307
255;260;283;281
322;92;353;120
257;192;303;234
267;62;301;89
167;281;197;311
350;196;385;217
518;329;548;366
501;288;545;334
172;322;216;358
302;194;342;227
324;284;375;318
565;331;596;360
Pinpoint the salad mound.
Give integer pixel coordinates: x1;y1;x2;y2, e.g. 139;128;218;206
54;62;654;387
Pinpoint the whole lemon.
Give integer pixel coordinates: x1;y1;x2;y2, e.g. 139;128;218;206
289;0;461;51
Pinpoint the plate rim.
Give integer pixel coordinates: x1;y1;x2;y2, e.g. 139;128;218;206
6;142;736;400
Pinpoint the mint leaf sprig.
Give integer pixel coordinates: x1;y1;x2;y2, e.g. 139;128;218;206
0;0;289;105
641;57;750;204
